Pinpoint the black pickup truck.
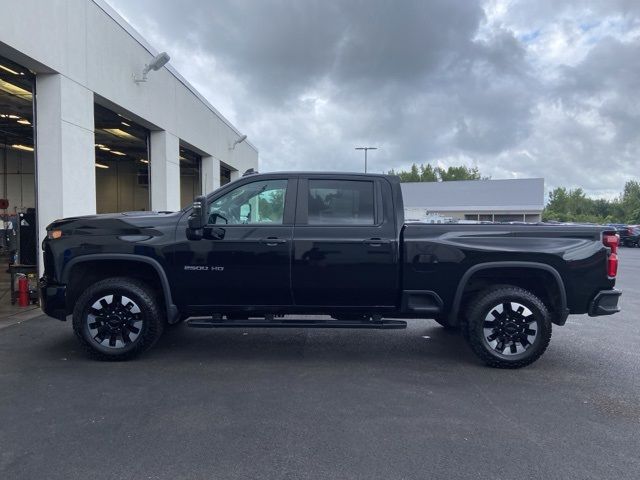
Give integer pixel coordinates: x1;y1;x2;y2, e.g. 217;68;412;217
40;172;622;368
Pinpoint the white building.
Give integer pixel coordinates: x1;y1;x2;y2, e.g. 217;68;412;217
402;178;545;223
0;0;258;268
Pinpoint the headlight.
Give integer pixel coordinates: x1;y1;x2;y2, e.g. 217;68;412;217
47;229;63;240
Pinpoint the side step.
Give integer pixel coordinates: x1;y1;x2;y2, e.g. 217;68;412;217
186;318;407;330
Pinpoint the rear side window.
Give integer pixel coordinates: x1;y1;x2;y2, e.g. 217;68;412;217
308;180;374;225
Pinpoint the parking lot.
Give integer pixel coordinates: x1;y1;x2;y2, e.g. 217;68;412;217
0;249;638;480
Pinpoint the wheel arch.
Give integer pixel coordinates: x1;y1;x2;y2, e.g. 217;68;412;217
448;262;568;326
62;254;179;324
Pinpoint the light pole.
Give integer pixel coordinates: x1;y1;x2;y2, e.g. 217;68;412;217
355;146;377;173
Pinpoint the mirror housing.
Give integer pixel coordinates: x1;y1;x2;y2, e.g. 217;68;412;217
186;195;208;240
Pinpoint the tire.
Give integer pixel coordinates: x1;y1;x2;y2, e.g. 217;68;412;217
463;285;552;369
72;277;165;361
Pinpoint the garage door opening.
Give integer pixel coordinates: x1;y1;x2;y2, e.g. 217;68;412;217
0;56;37;307
94;104;150;213
179;145;201;208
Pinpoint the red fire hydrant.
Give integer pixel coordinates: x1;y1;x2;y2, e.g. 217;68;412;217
17;276;30;307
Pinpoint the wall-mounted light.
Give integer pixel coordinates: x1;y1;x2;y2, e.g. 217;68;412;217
229;134;248;150
134;52;170;84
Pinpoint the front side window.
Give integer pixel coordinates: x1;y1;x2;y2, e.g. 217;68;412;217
208;179;287;225
308;180;374;225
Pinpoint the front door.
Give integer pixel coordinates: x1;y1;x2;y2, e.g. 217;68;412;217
292;177;398;308
176;177;296;308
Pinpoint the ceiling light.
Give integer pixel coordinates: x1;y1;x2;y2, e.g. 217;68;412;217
12;144;34;152
0;79;32;100
121;121;130;127
95;163;110;169
102;128;138;140
110;150;126;156
0;114;20;119
17;119;31;125
140;159;149;164
0;64;21;75
179;155;187;161
98;146;111;151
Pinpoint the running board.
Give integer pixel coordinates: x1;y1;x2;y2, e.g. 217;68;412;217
186;318;407;329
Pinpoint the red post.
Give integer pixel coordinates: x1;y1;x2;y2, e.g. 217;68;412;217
17;276;29;307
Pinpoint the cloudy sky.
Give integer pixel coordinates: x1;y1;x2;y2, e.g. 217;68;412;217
106;0;640;198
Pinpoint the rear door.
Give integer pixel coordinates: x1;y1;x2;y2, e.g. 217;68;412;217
291;176;399;307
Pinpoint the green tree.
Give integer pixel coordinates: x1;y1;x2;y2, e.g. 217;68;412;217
388;163;486;182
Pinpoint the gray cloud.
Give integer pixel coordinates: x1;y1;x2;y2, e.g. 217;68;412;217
107;0;640;197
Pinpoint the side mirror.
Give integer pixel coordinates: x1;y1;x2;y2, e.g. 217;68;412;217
187;195;208;240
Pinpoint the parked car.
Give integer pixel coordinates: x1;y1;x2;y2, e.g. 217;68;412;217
620;225;640;247
41;172;622;368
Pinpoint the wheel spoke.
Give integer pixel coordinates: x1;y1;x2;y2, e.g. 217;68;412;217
509;342;517;354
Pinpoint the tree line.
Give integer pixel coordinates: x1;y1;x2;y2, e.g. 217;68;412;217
543;181;640;225
389;163;640;225
388;163;486;182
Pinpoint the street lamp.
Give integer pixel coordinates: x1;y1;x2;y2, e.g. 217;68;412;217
355;146;378;173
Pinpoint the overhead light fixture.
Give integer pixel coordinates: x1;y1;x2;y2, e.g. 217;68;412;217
110;150;126;156
179;155;187;161
0;79;32;100
12;144;34;152
0;114;20;119
134;52;170;83
121;121;130;127
102;128;138;140
95;162;110;169
17;118;31;125
98;146;110;151
0;64;22;75
140;159;149;164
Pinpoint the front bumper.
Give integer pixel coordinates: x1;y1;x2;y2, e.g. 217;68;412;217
39;277;67;321
588;289;621;317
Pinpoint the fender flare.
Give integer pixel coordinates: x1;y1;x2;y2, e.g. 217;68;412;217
62;253;179;323
448;261;568;326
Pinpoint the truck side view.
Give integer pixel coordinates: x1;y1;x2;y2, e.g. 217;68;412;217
40;172;622;368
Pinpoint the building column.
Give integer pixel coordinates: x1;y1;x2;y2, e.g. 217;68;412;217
36;73;95;272
201;155;220;195
150;131;180;211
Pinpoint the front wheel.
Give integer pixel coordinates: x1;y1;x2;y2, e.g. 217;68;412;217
72;277;165;361
463;286;552;369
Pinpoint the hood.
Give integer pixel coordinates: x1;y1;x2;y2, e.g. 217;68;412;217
47;210;183;236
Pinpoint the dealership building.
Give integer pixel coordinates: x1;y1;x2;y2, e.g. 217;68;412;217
0;0;258;270
401;178;545;223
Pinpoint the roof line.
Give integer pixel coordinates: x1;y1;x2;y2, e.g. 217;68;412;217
91;0;258;153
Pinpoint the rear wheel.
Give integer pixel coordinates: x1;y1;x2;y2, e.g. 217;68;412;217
72;277;164;361
463;286;552;368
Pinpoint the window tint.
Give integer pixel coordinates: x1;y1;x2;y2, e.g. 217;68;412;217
208;179;287;225
308;180;374;225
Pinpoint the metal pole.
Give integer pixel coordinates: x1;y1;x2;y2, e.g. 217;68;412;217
364;149;367;173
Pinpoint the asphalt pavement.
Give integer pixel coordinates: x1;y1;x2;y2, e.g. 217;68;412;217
1;249;639;480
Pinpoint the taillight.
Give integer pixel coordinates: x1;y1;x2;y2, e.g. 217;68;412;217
603;233;619;278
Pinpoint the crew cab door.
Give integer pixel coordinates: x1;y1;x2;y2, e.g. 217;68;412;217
292;176;399;307
175;176;297;308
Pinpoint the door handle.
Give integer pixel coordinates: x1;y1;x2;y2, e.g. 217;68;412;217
260;237;287;246
363;237;391;246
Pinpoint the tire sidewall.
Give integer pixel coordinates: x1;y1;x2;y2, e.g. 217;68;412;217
466;288;552;367
73;279;162;359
